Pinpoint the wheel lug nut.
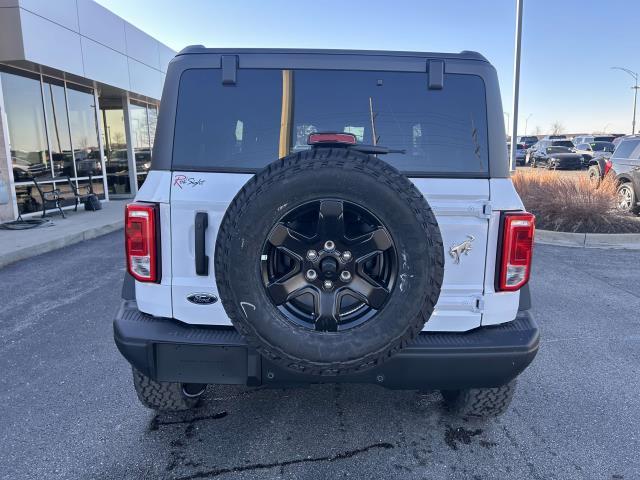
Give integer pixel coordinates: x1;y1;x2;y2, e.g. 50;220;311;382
306;269;317;281
340;271;351;282
324;240;335;252
323;280;333;290
306;250;318;261
341;251;352;262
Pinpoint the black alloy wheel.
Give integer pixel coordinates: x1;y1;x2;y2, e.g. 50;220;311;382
261;199;398;332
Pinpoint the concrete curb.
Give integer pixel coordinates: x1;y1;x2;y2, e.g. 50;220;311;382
0;220;123;269
535;229;640;249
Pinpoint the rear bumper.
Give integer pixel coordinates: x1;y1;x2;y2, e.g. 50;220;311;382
113;300;539;390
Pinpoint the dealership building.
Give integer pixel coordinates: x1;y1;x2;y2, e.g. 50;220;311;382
0;0;175;222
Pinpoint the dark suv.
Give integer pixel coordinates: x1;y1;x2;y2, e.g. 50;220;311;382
517;135;539;149
595;135;640;213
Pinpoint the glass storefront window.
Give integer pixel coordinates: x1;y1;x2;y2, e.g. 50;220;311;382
101;108;131;195
66;85;102;178
129;101;152;188
148;105;158;149
1;66;108;215
90;178;106;199
14;184;41;214
0;70;51;182
42;78;74;178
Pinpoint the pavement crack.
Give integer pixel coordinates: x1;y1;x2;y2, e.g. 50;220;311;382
149;411;228;431
171;442;394;479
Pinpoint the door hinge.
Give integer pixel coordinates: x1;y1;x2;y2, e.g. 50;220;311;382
472;296;485;313
481;201;493;219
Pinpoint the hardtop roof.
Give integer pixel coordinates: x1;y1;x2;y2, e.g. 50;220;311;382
176;46;489;62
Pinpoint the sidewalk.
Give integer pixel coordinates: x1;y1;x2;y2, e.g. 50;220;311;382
0;200;127;269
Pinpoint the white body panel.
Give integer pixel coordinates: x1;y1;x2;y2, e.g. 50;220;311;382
170;172;251;325
134;171;172;317
134;171;524;332
411;178;490;331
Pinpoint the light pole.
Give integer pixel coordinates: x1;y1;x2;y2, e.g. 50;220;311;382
509;0;524;171
524;114;532;136
611;66;639;135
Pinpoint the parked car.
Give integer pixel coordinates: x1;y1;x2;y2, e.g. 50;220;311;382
517;135;539;148
507;142;527;165
574;141;615;167
12;157;49;181
75;150;103;176
524;142;539;164
612;135;627;148
113;47;538;419
530;143;582;169
573;135;616;145
589;135;640;213
513;143;527;165
543;134;567;140
527;139;577;166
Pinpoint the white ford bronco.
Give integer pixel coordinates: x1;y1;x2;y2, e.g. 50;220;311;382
114;47;538;417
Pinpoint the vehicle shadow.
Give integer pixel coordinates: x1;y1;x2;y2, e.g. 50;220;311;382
144;383;503;479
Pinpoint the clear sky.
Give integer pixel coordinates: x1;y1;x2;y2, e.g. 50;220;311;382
96;0;639;136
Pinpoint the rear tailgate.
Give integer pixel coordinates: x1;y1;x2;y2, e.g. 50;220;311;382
169;173;491;332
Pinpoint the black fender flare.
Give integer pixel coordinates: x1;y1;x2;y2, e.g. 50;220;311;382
589;157;607;178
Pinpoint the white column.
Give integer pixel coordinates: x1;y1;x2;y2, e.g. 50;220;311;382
0;74;19;222
93;87;109;201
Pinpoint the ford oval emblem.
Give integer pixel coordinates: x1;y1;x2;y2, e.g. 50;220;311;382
187;293;218;305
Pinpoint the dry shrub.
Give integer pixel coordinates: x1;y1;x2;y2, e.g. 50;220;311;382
512;170;640;233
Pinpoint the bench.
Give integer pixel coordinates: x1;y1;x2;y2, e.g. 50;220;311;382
30;175;95;218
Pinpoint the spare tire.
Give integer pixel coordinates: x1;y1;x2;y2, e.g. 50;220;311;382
215;148;444;376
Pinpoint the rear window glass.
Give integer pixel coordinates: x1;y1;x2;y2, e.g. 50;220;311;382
551;140;575;148
173;68;489;175
613;139;640;159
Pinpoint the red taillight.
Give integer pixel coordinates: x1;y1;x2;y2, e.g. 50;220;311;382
604;159;613;176
125;203;158;282
498;212;535;292
308;132;357;145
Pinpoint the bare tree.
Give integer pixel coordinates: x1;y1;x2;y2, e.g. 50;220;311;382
550;121;565;136
534;125;542;136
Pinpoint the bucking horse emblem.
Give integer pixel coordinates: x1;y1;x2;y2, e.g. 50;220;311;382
449;235;475;264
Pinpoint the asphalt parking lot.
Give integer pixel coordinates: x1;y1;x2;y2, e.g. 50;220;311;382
1;231;639;479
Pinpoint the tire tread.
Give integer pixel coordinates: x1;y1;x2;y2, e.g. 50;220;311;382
215;149;444;376
132;368;199;411
442;381;517;418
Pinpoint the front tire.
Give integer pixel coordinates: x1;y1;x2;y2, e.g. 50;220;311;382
441;381;517;418
132;368;205;411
